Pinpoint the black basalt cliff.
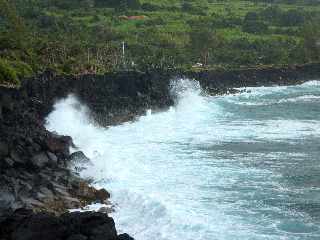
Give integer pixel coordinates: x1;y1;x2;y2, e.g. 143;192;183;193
185;63;320;91
24;70;174;126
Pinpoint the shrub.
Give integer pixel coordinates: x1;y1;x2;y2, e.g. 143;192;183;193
141;3;160;11
95;0;140;9
0;59;20;87
11;61;33;78
181;0;208;15
242;20;269;34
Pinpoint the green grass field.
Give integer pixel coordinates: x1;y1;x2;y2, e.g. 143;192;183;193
0;0;319;79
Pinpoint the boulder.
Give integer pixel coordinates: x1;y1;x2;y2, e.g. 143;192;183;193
10;212;66;240
45;134;73;156
68;151;90;164
95;189;111;203
4;157;14;167
117;233;135;240
68;151;92;172
0;209;134;240
0;187;15;217
31;152;50;168
75;182;97;203
62;196;81;209
62;212;117;240
74;182;110;205
46;151;58;165
10;150;25;165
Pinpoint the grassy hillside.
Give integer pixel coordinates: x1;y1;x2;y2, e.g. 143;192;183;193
0;0;320;80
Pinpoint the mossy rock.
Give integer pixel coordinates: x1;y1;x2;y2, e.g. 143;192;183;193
0;59;20;88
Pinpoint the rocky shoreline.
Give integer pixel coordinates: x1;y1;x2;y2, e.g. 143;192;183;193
0;63;319;240
0;85;130;240
0;70;174;240
184;63;320;89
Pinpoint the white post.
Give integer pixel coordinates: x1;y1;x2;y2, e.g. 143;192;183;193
122;41;126;68
122;41;125;59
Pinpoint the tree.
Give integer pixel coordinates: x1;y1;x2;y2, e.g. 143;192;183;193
242;19;268;34
0;0;26;49
95;0;140;9
189;27;221;65
301;21;320;62
115;0;128;13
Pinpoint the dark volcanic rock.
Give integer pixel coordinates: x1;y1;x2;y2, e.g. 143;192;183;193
46;151;58;164
45;134;73;157
0;187;16;217
4;157;15;167
69;151;90;163
66;234;88;240
184;63;320;89
0;209;126;240
117;233;135;240
9;150;25;165
0;141;9;157
11;212;66;240
72;181;111;205
62;211;117;240
0;85;115;217
31;152;50;168
95;189;111;203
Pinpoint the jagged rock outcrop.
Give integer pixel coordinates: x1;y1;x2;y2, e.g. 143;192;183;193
0;209;133;240
0;85;111;216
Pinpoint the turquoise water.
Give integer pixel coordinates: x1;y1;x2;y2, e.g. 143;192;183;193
46;80;320;240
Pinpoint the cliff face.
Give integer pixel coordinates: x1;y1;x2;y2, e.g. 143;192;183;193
184;63;320;89
23;70;174;126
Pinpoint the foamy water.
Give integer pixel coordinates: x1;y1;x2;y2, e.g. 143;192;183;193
46;79;320;240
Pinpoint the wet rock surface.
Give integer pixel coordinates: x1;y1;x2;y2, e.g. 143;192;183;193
0;209;129;240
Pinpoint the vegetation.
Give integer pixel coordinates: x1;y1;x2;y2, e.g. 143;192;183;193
0;0;320;78
0;59;20;87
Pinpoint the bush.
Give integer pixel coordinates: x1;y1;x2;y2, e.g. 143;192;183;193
95;0;140;9
181;1;208;15
141;3;160;11
242;20;269;34
0;59;20;87
11;61;33;78
280;9;305;26
52;0;94;9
